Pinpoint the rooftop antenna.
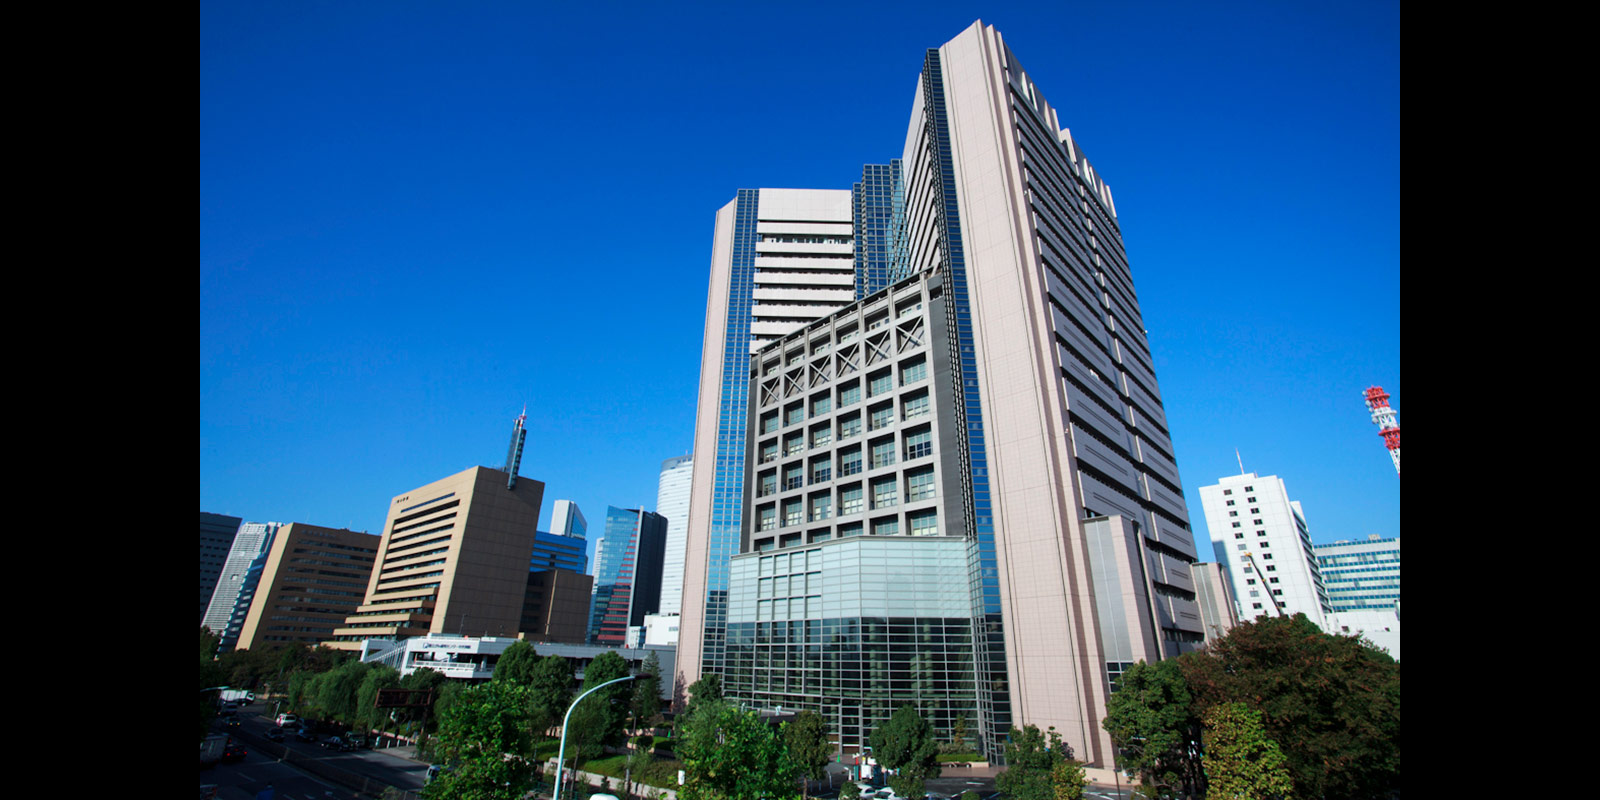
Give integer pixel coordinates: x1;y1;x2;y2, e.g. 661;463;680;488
1363;387;1400;477
1236;448;1245;475
504;405;528;490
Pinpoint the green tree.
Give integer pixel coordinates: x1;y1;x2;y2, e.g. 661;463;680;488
317;659;371;725
782;710;831;798
632;652;664;745
1178;613;1399;800
840;782;861;800
677;699;799;800
493;640;541;685
1050;758;1086;800
869;705;940;799
1201;703;1294;800
199;628;227;740
581;651;632;746
424;681;536;800
1101;659;1203;799
356;664;403;734
685;673;723;719
528;654;574;736
996;725;1073;800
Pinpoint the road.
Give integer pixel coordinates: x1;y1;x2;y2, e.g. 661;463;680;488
201;703;429;799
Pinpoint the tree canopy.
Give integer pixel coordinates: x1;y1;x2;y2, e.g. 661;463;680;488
783;710;832;798
1101;658;1204;798
424;680;536;800
1201;702;1294;800
869;704;941;799
996;725;1082;800
1178;613;1399;800
677;699;799;800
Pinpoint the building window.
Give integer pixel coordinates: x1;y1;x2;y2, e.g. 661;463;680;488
838;382;861;407
784;463;803;491
872;517;899;536
871;476;898;509
904;428;932;460
906;467;936;501
758;472;777;497
809;493;832;522
810;394;832;417
839;447;863;477
760;441;778;464
811;456;832;485
868;369;893;397
758;506;776;532
783;499;802;528
838;413;862;441
785;402;804;427
900;356;927;386
839;521;863;537
909;508;937;536
870;438;896;469
902;391;930;421
869;402;895;431
760;411;778;435
839;485;864;516
811;424;831;450
785;432;804;456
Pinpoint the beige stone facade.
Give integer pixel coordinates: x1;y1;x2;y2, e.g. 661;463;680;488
234;523;380;651
327;466;546;649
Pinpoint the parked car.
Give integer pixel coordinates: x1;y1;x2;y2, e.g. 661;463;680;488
343;732;371;749
320;735;352;751
264;728;285;742
276;713;299;727
295;726;317;742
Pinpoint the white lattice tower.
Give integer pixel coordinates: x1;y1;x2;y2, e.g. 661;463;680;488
1364;386;1400;477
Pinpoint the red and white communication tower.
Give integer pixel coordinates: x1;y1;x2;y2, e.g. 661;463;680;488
1364;386;1400;477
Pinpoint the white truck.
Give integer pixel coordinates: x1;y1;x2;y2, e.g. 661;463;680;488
200;734;228;767
219;689;255;704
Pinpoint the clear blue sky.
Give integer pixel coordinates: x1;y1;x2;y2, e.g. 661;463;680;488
200;1;1399;570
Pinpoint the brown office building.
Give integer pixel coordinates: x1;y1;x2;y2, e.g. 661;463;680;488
329;465;585;649
234;523;380;650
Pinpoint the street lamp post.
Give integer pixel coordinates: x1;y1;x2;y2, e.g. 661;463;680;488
554;675;639;800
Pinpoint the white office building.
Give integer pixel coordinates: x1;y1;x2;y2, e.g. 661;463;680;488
1199;472;1331;630
655;454;693;621
201;521;283;649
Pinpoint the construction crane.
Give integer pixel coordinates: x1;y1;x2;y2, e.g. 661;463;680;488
1243;551;1285;617
1364;386;1400;477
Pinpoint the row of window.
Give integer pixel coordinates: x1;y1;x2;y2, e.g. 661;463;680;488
758;467;940;529
753;507;943;551
757;427;936;500
759;394;932;465
759;358;930;434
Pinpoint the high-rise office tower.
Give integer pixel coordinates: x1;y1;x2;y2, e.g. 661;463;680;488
1198;472;1332;630
234;523;381;650
656;454;693;618
680;22;1204;766
589;506;668;645
680;187;885;680
1314;535;1400;613
327;465;548;648
202;521;283;650
551;499;587;539
200;512;244;624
